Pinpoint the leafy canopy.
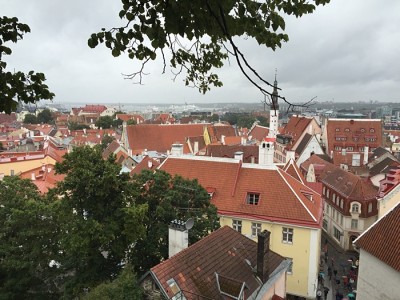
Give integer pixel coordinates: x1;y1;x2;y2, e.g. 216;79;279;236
0;16;54;114
88;0;330;99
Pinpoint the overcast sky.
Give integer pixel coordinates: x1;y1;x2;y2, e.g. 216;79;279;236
2;0;400;105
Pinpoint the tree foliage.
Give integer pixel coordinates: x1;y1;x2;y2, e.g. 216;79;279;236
37;108;54;124
0;16;54;114
129;169;220;275
68;121;90;130
0;177;59;299
95;115;121;129
23;113;38;124
88;0;329;106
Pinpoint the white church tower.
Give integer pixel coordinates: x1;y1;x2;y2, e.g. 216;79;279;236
268;72;279;139
260;72;280;166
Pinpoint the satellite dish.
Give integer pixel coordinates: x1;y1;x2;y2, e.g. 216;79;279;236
185;218;194;230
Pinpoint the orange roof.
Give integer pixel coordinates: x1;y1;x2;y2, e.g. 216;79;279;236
248;125;269;142
20;164;65;194
281;116;314;149
354;202;400;272
326;119;383;154
126;124;207;153
130;156;160;175
223;136;242;145
159;156;323;227
283;159;305;184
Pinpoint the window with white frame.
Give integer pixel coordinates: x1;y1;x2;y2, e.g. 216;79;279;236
327;189;330;197
340;199;344;209
333;193;336;203
340;215;343;225
351;219;358;229
368;203;372;213
334;227;341;241
352;203;360;213
232;219;242;233
323;186;326;195
323;219;328;230
251;222;261;237
282;227;293;244
246;193;260;205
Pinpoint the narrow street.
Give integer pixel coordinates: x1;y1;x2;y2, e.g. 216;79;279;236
319;231;359;300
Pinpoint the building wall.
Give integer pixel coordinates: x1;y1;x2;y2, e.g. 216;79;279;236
0;156;57;176
378;184;400;218
220;215;320;299
357;249;400;300
260;270;287;300
296;136;324;167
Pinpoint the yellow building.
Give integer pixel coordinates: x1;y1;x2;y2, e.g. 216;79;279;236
160;155;323;300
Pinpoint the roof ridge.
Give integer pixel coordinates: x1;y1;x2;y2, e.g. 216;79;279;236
276;168;317;222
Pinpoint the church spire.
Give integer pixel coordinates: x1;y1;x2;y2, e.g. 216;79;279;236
271;69;279;111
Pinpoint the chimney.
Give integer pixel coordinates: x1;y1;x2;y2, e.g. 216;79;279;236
259;138;275;166
221;135;225;145
171;144;183;156
31;172;36;181
257;230;271;283
168;220;189;258
234;151;244;161
286;150;295;162
194;141;199;154
83;128;86;135
363;146;369;165
147;159;153;169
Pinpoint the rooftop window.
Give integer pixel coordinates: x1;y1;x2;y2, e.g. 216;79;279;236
246;193;260;205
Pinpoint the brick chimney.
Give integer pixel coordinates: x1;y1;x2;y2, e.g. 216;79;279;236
170;144;183;156
257;230;271;283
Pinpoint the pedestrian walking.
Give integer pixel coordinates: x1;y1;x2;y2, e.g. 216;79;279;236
333;269;338;277
316;288;322;300
331;256;335;267
328;266;332;280
324;286;330;299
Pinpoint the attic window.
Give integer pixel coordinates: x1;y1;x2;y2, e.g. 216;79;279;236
360;128;366;132
301;191;314;202
335;128;340;132
370;128;375;133
166;278;186;300
344;128;350;132
246;193;260;205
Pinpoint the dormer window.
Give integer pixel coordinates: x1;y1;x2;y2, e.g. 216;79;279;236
370;128;375;133
345;128;350;132
360;128;366;133
246;193;260;205
351;203;360;213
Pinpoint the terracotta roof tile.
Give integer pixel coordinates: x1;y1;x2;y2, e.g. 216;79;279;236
126;124;207;153
354;202;400;272
282;116;314;147
248;125;269;142
325;119;383;154
205;144;258;163
151;226;285;299
159;157;323;227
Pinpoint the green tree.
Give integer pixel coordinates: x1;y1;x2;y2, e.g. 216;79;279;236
130;169;220;275
53;146;147;298
23;113;38;124
82;265;143;300
37;108;54;124
0;176;60;299
67;121;90;130
95;116;114;129
126;119;136;126
256;115;269;127
88;0;329;101
0;16;54;114
101;135;116;150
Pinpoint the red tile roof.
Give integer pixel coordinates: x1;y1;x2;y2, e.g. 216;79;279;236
205;144;258;163
0;113;17;124
159;157;323;227
81;104;107;113
283;159;305;184
130;156;160;175
248;125;269;142
151;226;285;299
354;202;400;272
325;119;383;154
126;124;207;153
20;164;65;194
207;124;237;143
282;116;315;149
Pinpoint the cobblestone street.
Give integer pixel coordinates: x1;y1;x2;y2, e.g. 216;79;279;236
320;231;359;300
